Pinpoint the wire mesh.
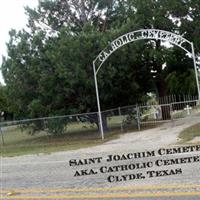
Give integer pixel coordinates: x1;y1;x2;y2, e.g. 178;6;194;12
0;98;200;151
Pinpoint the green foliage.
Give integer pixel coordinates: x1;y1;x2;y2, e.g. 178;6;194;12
21;120;45;135
1;0;200;135
166;69;196;95
21;118;68;136
0;85;8;113
45;118;68;136
179;123;200;142
28;100;46;118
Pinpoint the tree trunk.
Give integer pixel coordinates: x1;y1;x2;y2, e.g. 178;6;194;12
155;75;171;120
154;40;171;120
102;113;108;132
86;112;108;132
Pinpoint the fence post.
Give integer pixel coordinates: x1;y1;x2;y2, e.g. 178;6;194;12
136;104;141;131
118;107;124;132
118;107;121;116
0;125;5;146
170;103;173;122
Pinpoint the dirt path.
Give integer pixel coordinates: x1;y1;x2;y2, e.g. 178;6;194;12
1;116;200;195
77;115;200;154
2;116;200;164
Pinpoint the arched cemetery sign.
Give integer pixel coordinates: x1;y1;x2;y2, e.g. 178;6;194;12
92;29;200;139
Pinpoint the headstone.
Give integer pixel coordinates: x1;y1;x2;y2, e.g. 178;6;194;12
184;105;192;115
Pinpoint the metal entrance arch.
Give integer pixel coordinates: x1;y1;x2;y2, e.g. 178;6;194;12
92;29;200;140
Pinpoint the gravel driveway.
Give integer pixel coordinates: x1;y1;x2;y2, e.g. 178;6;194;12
1;116;200;199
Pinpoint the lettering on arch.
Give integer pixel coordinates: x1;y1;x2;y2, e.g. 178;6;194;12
94;29;192;73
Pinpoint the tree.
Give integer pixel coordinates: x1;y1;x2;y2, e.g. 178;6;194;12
0;84;12;121
23;0;200;101
0;85;7;114
25;0;118;33
2;29;45;118
165;48;197;96
1;0;199;132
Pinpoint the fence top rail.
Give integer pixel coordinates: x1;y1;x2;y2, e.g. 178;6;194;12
0;99;199;127
139;103;171;108
171;99;198;105
0;111;98;127
101;105;137;113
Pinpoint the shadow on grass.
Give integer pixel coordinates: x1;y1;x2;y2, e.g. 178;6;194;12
1;122;160;157
178;123;200;143
1;127;118;157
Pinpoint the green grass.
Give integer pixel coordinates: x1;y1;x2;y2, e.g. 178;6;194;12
172;110;186;119
179;123;200;142
0;115;159;157
107;115;125;126
0;123;122;157
1;139;115;157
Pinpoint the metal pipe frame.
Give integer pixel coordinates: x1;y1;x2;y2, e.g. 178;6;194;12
93;29;200;140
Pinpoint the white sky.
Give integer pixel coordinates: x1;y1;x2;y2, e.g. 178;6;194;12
0;0;38;85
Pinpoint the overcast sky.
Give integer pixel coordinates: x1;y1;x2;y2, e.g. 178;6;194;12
0;0;38;84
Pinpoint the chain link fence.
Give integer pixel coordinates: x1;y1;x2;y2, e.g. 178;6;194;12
1;97;200;155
